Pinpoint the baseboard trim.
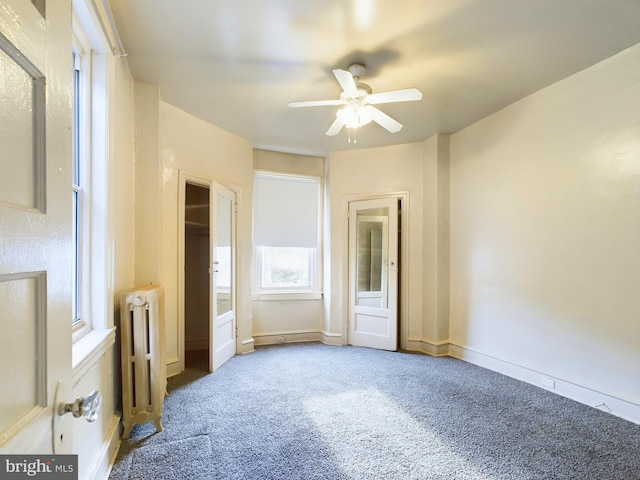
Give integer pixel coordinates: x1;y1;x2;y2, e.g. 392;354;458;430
404;338;450;356
449;344;640;425
253;330;321;346
320;331;343;346
239;336;255;355
92;414;121;480
166;358;181;378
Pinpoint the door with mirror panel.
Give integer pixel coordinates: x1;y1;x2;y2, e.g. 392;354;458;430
348;197;399;351
210;182;236;371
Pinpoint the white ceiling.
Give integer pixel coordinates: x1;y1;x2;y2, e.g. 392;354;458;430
108;0;640;156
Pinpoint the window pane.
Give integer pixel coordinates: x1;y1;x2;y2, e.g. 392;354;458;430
72;60;80;185
260;247;311;289
71;51;81;324
72;189;80;323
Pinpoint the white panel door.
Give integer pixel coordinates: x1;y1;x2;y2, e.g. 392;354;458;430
348;198;398;351
0;1;73;453
210;183;236;371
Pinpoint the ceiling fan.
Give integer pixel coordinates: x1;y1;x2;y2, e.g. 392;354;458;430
288;63;422;139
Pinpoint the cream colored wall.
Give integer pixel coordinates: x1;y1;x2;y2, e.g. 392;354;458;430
449;43;640;421
158;99;255;374
326;142;428;348
111;48;137;323
133;83;161;286
419;134;450;353
254;149;324;177
252;300;323;344
251;149;325;345
73;350;118;480
133;83;254;374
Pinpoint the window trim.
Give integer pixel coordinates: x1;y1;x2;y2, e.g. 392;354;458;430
72;17;93;342
71;2;115;352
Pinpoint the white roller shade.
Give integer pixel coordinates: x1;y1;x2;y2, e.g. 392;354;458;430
253;173;319;248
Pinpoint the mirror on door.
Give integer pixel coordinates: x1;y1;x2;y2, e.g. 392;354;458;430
356;207;389;309
215;194;232;316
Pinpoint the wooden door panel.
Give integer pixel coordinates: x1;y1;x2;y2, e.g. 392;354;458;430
210;185;236;371
348;198;398;351
0;1;73;454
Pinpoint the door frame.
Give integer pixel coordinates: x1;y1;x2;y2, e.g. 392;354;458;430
178;170;238;373
343;192;409;350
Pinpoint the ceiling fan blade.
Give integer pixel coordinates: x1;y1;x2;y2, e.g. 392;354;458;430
325;117;345;136
370;106;403;133
288;99;343;108
333;69;357;95
367;88;422;105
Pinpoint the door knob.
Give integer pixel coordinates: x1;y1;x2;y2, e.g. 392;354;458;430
59;390;103;422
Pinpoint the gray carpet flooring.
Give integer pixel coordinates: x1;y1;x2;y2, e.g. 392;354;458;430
109;343;640;479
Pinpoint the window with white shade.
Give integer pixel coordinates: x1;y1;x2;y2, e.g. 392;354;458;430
253;172;321;294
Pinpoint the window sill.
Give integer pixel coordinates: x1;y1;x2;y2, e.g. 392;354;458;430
72;327;116;385
253;292;323;301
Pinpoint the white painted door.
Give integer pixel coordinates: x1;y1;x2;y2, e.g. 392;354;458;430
210;183;236;371
348;198;398;351
0;1;73;453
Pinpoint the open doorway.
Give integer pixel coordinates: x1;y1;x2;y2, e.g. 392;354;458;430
184;182;210;371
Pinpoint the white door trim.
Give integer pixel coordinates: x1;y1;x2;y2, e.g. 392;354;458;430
342;192;409;350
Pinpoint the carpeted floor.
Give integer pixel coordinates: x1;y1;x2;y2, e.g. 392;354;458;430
109;343;640;479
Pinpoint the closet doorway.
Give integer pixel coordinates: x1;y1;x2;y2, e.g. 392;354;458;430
180;174;237;373
184;182;211;370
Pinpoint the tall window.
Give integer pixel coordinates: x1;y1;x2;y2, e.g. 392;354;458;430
253;172;321;294
70;0;118;371
72;29;90;330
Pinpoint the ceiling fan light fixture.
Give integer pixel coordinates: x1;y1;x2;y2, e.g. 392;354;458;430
288;63;422;140
337;104;373;129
